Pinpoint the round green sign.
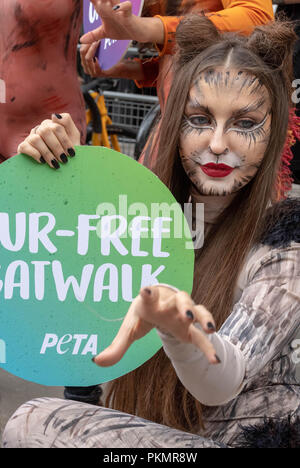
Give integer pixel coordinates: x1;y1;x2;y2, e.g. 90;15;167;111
0;147;194;386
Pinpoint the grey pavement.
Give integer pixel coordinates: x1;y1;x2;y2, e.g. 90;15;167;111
0;368;64;445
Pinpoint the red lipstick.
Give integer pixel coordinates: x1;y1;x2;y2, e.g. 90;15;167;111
201;163;234;178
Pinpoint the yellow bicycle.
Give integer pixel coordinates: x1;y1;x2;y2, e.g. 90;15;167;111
82;79;137;151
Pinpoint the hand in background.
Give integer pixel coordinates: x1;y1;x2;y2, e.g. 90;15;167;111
80;0;164;45
80;42;145;80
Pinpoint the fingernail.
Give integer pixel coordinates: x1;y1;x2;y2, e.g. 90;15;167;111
68;148;76;157
40;156;46;164
186;310;194;320
92;357;96;363
60;153;68;164
207;322;215;331
55;113;62;119
51;159;60;169
112;5;120;10
215;354;221;364
144;288;151;295
93;57;96;62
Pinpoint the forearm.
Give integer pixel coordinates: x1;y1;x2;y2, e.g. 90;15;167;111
157;327;245;406
116;59;145;81
124;15;165;44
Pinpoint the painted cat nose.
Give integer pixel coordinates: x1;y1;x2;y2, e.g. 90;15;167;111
208;146;229;155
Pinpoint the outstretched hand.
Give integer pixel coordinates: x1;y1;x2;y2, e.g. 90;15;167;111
92;286;219;367
80;0;164;45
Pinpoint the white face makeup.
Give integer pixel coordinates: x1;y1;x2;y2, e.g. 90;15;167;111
179;69;271;196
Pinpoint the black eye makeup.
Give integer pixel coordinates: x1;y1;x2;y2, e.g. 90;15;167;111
236;119;256;130
181;109;269;144
228;113;269;146
188;115;211;126
181;114;213;136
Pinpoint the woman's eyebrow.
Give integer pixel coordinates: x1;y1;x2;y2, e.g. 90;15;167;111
185;96;269;122
231;97;267;118
185;97;211;115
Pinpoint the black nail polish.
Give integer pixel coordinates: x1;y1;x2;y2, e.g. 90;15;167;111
215;354;221;364
60;153;68;164
93;57;97;62
144;288;151;295
207;322;215;331
51;159;60;169
40;156;46;164
55;113;62;119
91;357;96;363
112;4;120;10
68;148;76;157
186;310;194;320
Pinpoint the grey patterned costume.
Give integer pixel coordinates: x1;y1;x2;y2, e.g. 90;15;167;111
2;202;300;448
201;242;300;446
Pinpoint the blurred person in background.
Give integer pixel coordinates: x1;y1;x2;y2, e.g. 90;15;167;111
0;0;86;164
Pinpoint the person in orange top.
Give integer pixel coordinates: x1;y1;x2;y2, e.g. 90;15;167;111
80;0;275;166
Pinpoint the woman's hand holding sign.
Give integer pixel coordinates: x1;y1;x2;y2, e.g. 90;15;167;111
17;114;80;170
80;0;165;45
92;286;219;367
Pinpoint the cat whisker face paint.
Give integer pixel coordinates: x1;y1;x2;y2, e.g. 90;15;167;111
179;68;271;196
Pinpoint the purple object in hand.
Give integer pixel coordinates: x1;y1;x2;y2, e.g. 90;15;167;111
83;0;144;70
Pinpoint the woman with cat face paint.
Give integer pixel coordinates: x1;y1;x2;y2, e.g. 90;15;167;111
3;17;300;448
80;0;275;174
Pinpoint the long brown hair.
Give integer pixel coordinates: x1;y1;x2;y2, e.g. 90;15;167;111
106;16;297;433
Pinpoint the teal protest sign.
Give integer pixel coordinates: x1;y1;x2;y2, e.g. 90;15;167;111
0;147;194;386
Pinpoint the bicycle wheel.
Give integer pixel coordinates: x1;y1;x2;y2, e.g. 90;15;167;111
134;104;161;160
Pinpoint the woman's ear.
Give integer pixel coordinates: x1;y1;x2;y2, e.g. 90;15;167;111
247;21;297;74
175;14;221;67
